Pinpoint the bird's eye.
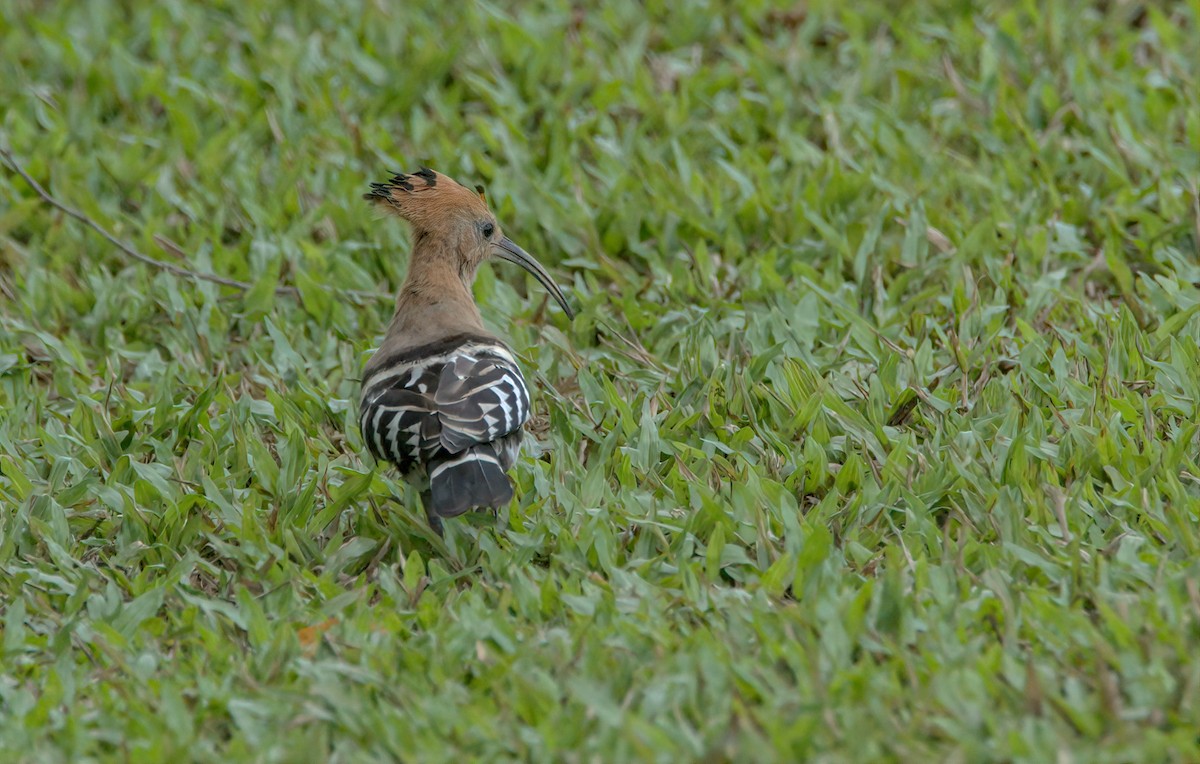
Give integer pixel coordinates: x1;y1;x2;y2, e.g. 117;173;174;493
481;223;495;239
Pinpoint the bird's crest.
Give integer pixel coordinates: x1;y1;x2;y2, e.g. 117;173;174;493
364;168;490;230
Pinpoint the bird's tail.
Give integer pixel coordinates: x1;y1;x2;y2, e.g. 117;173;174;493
427;445;514;523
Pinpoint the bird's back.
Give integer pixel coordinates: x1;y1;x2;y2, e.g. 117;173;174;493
359;332;530;524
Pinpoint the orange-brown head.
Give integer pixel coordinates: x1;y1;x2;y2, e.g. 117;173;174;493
365;168;574;319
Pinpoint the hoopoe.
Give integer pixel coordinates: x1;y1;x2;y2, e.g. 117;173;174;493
358;168;574;534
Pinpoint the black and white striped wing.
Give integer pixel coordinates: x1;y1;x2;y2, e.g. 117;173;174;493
359;346;530;473
435;352;530;457
359;365;443;472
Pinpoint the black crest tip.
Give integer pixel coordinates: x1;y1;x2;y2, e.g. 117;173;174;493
365;178;410;201
414;167;437;185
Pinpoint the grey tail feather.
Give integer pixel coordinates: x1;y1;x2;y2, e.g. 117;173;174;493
427;447;514;523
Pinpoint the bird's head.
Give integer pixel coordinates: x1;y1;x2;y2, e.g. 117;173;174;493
365;168;574;319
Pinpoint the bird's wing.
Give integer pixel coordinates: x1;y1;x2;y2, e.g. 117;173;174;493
434;352;530;454
359;366;443;471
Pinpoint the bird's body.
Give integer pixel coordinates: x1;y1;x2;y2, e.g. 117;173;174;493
358;332;528;522
358;168;573;533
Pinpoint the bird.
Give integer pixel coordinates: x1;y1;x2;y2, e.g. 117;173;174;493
357;167;574;534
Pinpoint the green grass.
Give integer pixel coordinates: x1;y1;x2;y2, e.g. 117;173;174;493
2;0;1200;760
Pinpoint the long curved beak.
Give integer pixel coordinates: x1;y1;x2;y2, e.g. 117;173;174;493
493;237;575;319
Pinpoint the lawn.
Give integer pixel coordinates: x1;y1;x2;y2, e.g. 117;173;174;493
2;0;1199;760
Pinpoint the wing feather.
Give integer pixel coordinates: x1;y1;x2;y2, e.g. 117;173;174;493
435;353;530;453
360;344;530;470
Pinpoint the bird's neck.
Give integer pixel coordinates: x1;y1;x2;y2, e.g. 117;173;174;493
380;238;489;351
